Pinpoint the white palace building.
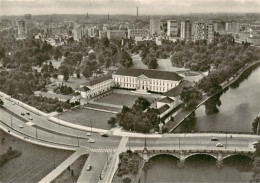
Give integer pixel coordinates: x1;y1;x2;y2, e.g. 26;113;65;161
76;68;183;99
113;68;183;93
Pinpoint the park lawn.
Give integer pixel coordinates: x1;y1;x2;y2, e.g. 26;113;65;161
57;108;115;130
96;93;154;107
0;130;72;183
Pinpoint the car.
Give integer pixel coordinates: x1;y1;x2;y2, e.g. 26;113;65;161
88;139;95;143
28;117;33;120
211;137;218;141
21;113;25;115
19;124;24;128
26;112;30;115
86;133;91;136
86;165;91;171
252;141;258;146
12;102;15;105
216;143;223;147
101;133;109;137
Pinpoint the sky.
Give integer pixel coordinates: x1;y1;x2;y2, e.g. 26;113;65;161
0;0;260;16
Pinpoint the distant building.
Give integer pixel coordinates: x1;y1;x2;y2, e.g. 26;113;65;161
113;68;183;93
150;18;161;36
167;20;178;37
107;30;126;40
248;21;260;46
205;23;215;42
128;29;149;39
17;20;27;38
193;21;205;41
181;20;192;40
24;14;32;21
72;26;83;41
88;27;95;37
193;21;214;42
99;30;108;39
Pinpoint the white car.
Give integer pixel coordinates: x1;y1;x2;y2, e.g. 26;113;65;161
19;124;24;128
86;133;91;136
28;117;33;120
88;139;95;143
86;165;91;171
216;143;223;147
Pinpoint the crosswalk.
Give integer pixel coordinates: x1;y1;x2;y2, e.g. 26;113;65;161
91;148;115;153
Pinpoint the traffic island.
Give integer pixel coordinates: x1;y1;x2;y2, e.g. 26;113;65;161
112;150;144;183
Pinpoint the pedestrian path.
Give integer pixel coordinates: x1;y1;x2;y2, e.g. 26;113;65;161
91;148;115;153
39;147;90;183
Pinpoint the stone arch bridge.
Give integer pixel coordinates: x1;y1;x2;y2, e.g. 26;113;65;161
135;149;254;168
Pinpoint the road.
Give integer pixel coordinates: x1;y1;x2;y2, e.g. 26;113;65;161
0;95;259;183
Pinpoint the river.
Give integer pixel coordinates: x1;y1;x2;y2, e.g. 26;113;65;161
140;64;260;182
140;155;253;183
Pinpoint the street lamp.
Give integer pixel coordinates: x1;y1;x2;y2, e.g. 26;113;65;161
178;137;181;149
35;126;38;139
225;132;227;149
77;133;79;147
11;116;13;127
89;120;92;133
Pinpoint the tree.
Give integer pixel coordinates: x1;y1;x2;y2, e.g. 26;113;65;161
180;86;202;109
59;65;70;81
107;117;117;127
252;116;260;134
0;99;3;107
252;140;260;182
132;97;151;111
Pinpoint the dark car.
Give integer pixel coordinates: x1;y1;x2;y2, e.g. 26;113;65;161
101;133;109;137
21;113;25;115
26;112;30;115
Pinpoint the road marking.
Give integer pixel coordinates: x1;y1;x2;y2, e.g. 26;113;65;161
91;149;115;153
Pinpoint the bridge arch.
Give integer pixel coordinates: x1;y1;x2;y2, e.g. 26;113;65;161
184;153;218;161
148;153;180;161
222;154;253;161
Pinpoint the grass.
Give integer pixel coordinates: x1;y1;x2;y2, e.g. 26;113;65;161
0;149;22;167
53;154;88;183
0;130;72;183
96;93;154;107
57;108;116;130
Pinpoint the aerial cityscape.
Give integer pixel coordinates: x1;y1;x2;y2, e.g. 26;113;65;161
1;0;260;182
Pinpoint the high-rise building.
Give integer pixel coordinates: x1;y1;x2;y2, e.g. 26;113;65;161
167;20;178;37
193;21;214;42
225;22;232;32
248;21;260;46
193;21;205;41
88;27;95;37
181;20;192;40
72;26;83;41
17;20;27;38
150;18;161;36
205;23;215;42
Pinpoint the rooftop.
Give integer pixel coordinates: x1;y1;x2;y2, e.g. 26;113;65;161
114;68;183;81
163;80;194;97
158;96;174;104
158;104;170;114
83;74;112;86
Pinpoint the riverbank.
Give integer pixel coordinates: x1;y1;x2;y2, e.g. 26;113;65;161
166;60;260;133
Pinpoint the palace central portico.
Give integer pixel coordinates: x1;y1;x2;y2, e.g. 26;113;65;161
113;68;183;93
